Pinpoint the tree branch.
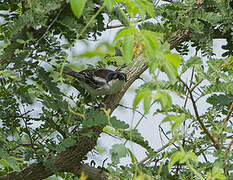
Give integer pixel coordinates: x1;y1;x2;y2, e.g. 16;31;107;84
1;163;108;180
178;76;220;150
136;142;171;166
223;102;233;125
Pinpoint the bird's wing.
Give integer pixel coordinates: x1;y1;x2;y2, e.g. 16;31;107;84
92;69;114;79
80;69;109;89
64;70;106;89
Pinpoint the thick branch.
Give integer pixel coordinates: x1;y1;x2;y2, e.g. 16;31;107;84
168;30;191;49
168;28;232;50
1;163;108;180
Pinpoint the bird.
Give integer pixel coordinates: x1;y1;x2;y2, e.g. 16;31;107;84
64;68;127;96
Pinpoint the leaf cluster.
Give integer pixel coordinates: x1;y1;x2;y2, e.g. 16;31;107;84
140;0;233;57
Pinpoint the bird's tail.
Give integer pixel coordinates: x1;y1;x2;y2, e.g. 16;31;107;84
52;65;80;78
63;70;80;78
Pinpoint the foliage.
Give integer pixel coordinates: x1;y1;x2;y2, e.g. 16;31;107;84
0;0;232;179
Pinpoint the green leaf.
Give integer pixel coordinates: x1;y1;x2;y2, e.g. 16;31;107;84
122;129;154;152
79;42;115;58
207;94;233;109
110;144;128;164
82;109;108;128
16;39;25;44
186;56;202;66
152;91;172;111
163;115;185;132
128;148;137;163
1;70;20;81
185;151;198;164
56;137;76;153
114;27;138;44
79;50;107;58
211;162;226;180
133;89;152;114
62;137;76;147
0;148;20;171
163;53;181;84
135;0;155;19
109;116;129;129
103;127;121;136
142;0;155;18
61;44;70;49
182;56;202;73
213;171;226;179
133;91;145;111
70;0;87;18
104;0;116;11
140;30;160;58
95;145;105;154
143;91;152;114
168;151;185;170
122;34;134;64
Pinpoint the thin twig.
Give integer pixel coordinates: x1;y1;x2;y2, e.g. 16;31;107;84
182;67;195;148
226;138;233;151
22;118;35;149
159;125;179;149
118;104;148;119
190;80;203;92
178;76;220;150
103;131;122;140
6;114;67;138
161;0;174;3
136;142;171;166
36;4;66;44
223;102;233;125
19;107;38;155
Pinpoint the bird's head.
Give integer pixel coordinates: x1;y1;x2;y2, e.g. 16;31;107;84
106;72;127;83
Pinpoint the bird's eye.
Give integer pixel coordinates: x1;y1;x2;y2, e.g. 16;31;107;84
113;73;118;79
